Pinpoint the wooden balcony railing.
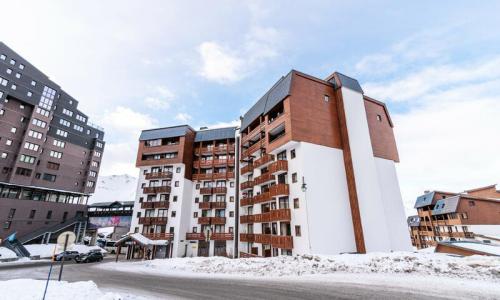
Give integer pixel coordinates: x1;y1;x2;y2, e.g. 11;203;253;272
253;172;274;185
240;251;261;258
193;173;213;181
145;171;173;180
141;202;155;209
194;160;213;168
212;172;227;180
211;202;227;209
199;202;212;210
213;187;227;194
242;124;264;144
240;209;291;224
241;163;254;175
240;180;254;190
240;233;255;242
142;185;171;194
253;154;274;168
143;233;174;240
240;196;253;206
141;201;169;209
200;187;213;194
269;184;289;197
213;159;227;166
253;192;272;204
268;160;288;174
227;172;235;178
138;217;168;225
198;217;211;224
211;233;234;240
241;234;293;249
271;235;293;249
227;159;235;166
186;233;206;240
211;217;226;225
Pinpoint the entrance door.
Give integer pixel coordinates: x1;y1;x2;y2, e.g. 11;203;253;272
198;241;209;257
214;241;227;257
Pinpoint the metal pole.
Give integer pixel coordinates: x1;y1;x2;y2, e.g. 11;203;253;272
42;244;58;300
58;234;69;281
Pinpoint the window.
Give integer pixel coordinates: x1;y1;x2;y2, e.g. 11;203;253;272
468;200;475;207
461;213;468;219
3;221;11;229
6;68;12;74
73;124;84;132
10;59;16;65
86;181;95;188
39;86;56;110
193;212;198;218
43;173;57;182
292;173;298;183
295;225;301;237
0;76;8;86
53;140;65;148
195;184;200;189
1;152;7;159
290;149;296;159
32;118;47;128
0;54;5;60
36;107;50;117
59;118;70;127
27;91;32;97
94;151;101;158
230;196;234;202
46;210;52;219
175;181;179;187
19;154;36;164
173;196;178;202
15;73;21;79
62;108;73;117
171;211;176;217
47;162;60;170
324;95;330;102
24;142;40;152
89;171;97;177
293;198;300;209
176;167;181;173
29;210;36;219
229;211;234;217
15;167;32;177
0;109;3;115
56;129;68;137
6;139;12;146
376;114;382;122
19;64;25;70
230;182;235;188
76;114;86;122
31;80;36;86
194;197;199;203
49;150;63;159
28;130;43;139
95;142;103;148
11;84;16;90
10;127;17;133
91;161;99;168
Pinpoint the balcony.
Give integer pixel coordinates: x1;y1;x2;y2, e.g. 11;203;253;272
213;159;227;166
240;196;253;206
253;192;272;204
240;233;255;243
213;172;228;180
241;163;254;175
211;217;226;225
269;184;289;197
145;171;173;180
242;123;264;145
271;235;293;249
186;233;206;240
200;187;213;194
211;233;234;241
253;154;274;168
211;202;227;209
240;209;291;224
141;201;169;209
213;187;227;194
141;202;155;209
198;217;211;225
199;202;212;210
269;160;288;174
240;180;254;190
199;147;214;155
226;172;235;179
194;160;213;168
253;172;274;185
138;217;168;225
143;233;174;240
244;234;293;249
142;185;172;194
193;173;213;181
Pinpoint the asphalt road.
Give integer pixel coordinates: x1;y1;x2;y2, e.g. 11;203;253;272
0;260;484;300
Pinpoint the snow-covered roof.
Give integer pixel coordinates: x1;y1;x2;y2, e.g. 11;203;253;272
115;233;169;246
439;241;500;256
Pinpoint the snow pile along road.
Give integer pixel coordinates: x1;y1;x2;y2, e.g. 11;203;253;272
0;247;17;259
0;279;121;300
105;252;500;282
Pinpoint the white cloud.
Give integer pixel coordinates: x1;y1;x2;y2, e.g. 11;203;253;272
201;119;240;129
144;86;175;110
198;42;245;83
175;113;192;122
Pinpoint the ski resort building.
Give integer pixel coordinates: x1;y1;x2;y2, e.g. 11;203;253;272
129;69;412;258
0;42;104;246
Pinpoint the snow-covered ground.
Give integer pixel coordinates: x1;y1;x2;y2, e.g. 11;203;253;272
0;247;17;259
25;244;107;258
89;174;137;204
0;279;122;300
102;252;500;282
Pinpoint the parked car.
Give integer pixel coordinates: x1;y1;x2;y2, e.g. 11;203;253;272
55;251;80;261
75;250;103;263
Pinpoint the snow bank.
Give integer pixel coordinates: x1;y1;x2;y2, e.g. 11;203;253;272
0;279;121;300
24;244;107;258
103;252;500;282
0;247;17;259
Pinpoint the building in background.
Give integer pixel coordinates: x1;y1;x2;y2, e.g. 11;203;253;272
0;42;105;245
408;184;500;250
87;201;133;244
129;69;411;258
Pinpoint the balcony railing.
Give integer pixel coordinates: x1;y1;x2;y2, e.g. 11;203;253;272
253;191;272;204
186;233;206;240
269;184;289;197
141;201;169;209
199;202;212;210
242;123;264;144
197;216;227;225
193;173;213;181
269;160;288;174
142;185;171;194
241;234;293;249
240;180;254;190
211;202;227;209
138;217;168;225
253;172;274;185
240;209;291;224
200;187;213;194
211;232;234;240
212;172;228;180
194;160;213;168
141;202;155;209
143;233;174;240
241;163;254;175
213;187;227;194
198;217;211;224
253;154;274;168
240;251;261;258
145;171;173;180
271;235;293;249
240;196;253;206
240;233;255;242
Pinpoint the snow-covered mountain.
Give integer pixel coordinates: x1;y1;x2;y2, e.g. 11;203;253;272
88;174;138;204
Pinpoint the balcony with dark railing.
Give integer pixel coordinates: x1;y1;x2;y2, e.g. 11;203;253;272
142;185;171;194
240;251;261;258
242;141;264;158
145;171;173;180
240;233;255;242
193;160;213;168
198;217;211;224
240;180;254;190
211;232;234;240
213;186;227;194
199;202;212;210
200;187;213;194
212;172;228;180
141;201;169;209
197;216;227;225
253;191;272;204
240;209;291;224
143;232;174;240
193;173;213;181
138;217;168;225
186;233;206;240
268;160;288;174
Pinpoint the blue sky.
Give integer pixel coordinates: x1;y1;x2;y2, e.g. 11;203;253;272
2;1;500;213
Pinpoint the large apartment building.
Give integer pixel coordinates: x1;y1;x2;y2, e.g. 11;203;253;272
0;42;105;244
408;184;500;249
130;69;411;258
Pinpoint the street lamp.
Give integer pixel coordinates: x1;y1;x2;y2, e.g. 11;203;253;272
301;176;312;252
301;176;307;192
204;226;212;257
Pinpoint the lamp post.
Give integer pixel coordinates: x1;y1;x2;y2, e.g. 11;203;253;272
204;226;212;257
301;176;312;253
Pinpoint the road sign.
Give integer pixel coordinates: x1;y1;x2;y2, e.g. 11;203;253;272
57;231;76;248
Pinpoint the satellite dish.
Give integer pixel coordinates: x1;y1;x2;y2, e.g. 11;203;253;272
57;231;76;250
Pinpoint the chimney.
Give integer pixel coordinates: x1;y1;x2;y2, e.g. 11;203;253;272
199;126;208;130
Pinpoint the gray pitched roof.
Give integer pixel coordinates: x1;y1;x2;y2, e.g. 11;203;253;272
407;215;421;227
195;127;237;142
139;125;193;141
335;72;364;93
241;71;293;131
414;191;435;208
432;195;460;215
